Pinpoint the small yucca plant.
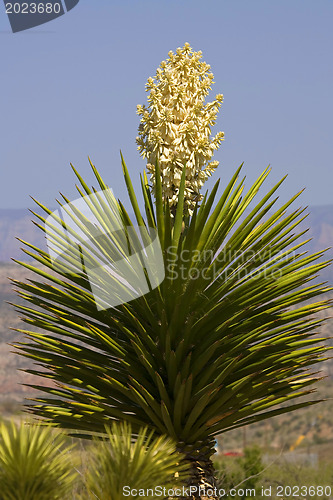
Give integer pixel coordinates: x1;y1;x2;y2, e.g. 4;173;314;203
84;421;188;500
0;420;77;500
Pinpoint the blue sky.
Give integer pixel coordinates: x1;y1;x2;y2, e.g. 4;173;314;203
0;0;332;210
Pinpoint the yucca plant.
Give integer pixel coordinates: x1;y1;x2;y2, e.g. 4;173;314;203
84;421;187;500
0;419;77;500
11;44;331;497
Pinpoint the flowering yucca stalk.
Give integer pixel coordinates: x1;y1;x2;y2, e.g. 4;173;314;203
136;42;224;215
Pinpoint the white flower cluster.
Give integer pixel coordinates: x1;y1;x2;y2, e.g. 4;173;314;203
136;42;224;215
